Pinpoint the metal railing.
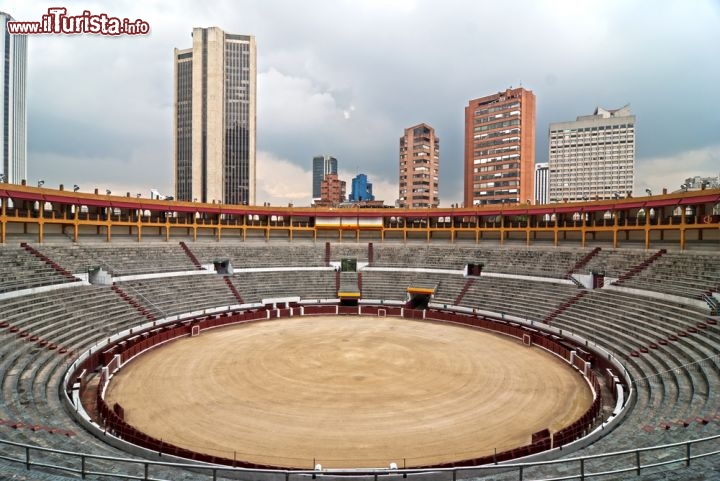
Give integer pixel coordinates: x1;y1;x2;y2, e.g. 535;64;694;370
0;434;718;481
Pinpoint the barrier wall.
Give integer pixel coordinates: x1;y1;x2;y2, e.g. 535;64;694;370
75;306;605;470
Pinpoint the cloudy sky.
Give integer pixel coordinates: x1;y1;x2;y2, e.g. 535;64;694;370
6;0;720;206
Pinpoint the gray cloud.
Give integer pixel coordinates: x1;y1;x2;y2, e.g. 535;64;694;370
9;0;719;204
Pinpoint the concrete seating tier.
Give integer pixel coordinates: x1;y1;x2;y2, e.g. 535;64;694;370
620;251;720;299
0;245;73;293
187;243;326;268
551;290;719;435
0;244;719;481
117;275;239;318
0;287;153;470
581;248;652;278
330;244;369;263
360;271;463;302
459;277;581;322
33;244;197;276
228;270;337;303
372;245;589;278
339;271;359;293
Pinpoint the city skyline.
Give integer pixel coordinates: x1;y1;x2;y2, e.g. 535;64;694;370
4;1;720;206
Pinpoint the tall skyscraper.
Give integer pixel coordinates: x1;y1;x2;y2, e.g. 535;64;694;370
464;87;535;207
349;173;374;202
174;27;256;205
548;106;635;202
399;123;439;208
534;163;549;205
312;155;337;200
0;12;27;185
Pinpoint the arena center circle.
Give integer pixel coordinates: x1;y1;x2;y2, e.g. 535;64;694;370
105;316;593;469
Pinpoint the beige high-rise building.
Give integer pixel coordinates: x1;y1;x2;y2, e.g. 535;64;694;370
399;123;439;208
174;27;256;205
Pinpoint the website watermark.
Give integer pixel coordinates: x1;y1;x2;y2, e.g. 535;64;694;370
7;8;150;35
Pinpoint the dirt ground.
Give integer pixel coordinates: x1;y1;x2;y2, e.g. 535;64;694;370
105;316;592;468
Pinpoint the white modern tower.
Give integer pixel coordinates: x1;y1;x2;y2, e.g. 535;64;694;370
534;162;549;205
0;12;28;185
548;106;635;202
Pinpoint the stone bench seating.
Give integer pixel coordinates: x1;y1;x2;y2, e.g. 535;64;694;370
330;244;369;262
118;275;238;318
360;271;462;302
229;270;337;303
581;249;652;278
0;245;72;293
371;245;589;278
188;243;326;268
0;288;141;344
550;315;683;425
552;292;718;428
569;291;720;355
33;244;197;276
460;277;580;322
621;252;720;298
1;244;719;481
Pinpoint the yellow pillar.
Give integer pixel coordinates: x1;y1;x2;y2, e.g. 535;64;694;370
38;202;45;243
679;228;686;251
73;206;79;243
1;199;6;244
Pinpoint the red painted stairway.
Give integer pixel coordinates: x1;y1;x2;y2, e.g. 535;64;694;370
454;278;476;305
111;284;156;322
20;242;77;282
566;247;601;278
224;277;244;304
542;291;588;324
613;249;667;286
179;242;203;270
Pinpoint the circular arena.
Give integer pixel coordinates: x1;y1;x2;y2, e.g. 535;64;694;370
104;316;592;468
0;187;719;481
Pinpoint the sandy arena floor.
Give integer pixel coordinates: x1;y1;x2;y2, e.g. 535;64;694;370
105;316;592;468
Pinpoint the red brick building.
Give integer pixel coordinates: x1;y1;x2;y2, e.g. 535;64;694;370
464;87;535;207
316;173;346;207
399;123;440;208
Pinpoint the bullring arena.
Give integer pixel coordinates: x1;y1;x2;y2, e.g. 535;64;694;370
0;184;719;480
105;316;592;468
